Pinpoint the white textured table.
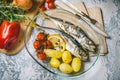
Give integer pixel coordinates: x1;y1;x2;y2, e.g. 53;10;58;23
0;0;120;80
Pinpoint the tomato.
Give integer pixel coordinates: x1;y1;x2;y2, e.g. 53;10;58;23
48;2;56;9
43;40;53;49
33;41;41;49
37;52;47;60
37;32;45;41
45;0;53;3
40;0;56;11
0;20;20;50
39;5;46;11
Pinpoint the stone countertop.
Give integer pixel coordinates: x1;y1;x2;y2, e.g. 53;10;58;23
0;0;120;80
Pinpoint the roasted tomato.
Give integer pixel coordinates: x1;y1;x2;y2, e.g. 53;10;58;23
43;40;53;49
33;40;41;49
36;32;45;41
37;51;47;60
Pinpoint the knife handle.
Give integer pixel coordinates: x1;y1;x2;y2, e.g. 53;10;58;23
62;0;97;24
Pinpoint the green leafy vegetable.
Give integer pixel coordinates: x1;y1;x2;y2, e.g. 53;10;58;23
0;0;26;24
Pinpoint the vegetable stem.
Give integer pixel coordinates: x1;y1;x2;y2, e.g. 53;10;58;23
0;0;26;23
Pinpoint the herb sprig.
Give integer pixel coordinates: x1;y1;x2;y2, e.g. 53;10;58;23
0;0;26;24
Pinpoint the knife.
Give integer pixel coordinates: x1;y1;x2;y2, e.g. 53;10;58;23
55;0;109;37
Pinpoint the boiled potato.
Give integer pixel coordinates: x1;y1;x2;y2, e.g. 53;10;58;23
62;51;72;63
50;58;60;68
59;63;73;73
44;49;62;58
72;57;81;72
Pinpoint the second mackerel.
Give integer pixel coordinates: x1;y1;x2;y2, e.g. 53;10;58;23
46;16;97;54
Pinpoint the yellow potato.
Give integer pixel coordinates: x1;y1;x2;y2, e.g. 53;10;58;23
44;49;62;58
50;58;60;68
59;63;73;74
71;57;81;72
62;51;72;63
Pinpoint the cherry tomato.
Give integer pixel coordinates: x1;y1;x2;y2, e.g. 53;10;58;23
37;52;47;60
48;2;56;9
37;32;45;41
43;40;53;49
45;0;53;3
33;41;41;49
39;5;46;11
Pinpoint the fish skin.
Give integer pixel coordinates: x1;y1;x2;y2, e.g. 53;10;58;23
48;18;97;53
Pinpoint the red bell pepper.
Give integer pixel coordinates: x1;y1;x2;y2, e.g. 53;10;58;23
0;20;20;50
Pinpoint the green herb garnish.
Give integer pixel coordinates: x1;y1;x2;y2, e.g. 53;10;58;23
0;0;26;24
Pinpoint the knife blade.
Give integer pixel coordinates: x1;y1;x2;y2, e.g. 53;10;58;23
55;0;109;37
